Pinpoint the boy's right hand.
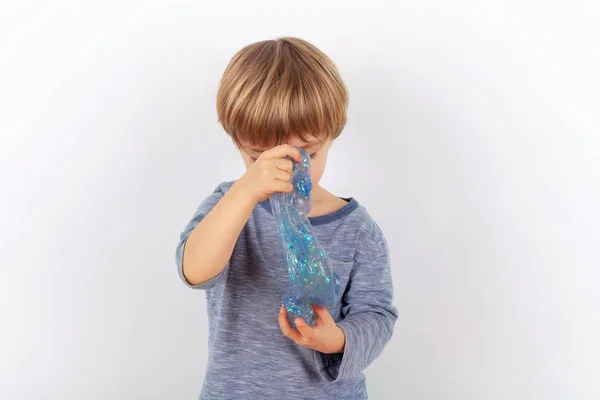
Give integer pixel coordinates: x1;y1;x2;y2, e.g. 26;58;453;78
237;144;302;203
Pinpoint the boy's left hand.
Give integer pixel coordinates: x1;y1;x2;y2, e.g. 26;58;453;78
278;305;346;354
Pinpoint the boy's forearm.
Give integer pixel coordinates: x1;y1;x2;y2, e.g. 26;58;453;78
182;181;257;285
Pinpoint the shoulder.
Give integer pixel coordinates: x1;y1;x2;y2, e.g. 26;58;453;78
191;181;237;216
213;180;237;195
342;203;385;238
352;205;386;244
346;205;390;267
330;201;387;257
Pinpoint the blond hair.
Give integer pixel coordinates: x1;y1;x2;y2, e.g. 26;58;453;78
216;37;349;148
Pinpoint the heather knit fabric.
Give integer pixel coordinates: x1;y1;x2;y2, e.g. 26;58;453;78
176;181;398;400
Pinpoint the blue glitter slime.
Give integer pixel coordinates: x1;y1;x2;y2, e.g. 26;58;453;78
270;148;341;327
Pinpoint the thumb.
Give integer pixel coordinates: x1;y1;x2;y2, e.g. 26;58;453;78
312;305;334;323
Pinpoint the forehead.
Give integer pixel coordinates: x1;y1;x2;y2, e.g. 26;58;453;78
241;135;324;152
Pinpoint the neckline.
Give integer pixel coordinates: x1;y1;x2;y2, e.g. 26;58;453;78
259;197;359;226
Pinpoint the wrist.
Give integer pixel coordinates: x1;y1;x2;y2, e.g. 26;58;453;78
332;325;346;354
230;178;260;206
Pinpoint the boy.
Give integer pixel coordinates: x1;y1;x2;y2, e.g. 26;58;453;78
176;37;398;400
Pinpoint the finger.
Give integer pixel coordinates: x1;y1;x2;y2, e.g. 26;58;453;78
275;158;294;173
312;305;335;324
272;180;294;193
263;145;302;162
274;170;292;181
278;307;303;342
295;318;315;339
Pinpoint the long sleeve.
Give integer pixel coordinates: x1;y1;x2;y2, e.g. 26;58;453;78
315;223;398;382
175;182;228;290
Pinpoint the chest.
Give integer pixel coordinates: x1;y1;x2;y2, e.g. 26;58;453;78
227;214;356;314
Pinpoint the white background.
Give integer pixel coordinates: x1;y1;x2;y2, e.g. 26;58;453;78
1;1;599;399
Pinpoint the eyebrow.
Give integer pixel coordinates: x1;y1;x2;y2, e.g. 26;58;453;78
246;141;323;153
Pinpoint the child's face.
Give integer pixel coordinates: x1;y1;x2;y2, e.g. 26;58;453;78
239;135;332;185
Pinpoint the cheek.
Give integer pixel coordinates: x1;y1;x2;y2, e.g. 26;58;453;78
310;159;326;183
240;156;253;170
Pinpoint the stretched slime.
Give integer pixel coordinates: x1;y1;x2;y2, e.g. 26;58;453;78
270;148;341;327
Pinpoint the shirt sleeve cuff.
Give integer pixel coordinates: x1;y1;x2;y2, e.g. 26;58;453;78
314;321;358;382
176;239;228;290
